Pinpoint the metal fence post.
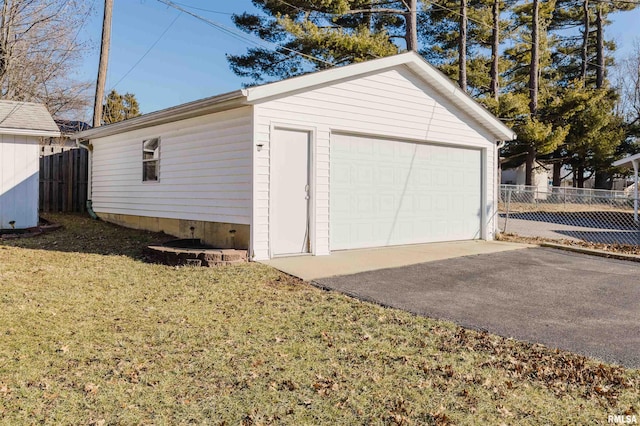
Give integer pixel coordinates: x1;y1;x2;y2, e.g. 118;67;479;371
504;188;512;233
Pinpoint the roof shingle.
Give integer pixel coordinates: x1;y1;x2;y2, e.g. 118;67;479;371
0;100;59;133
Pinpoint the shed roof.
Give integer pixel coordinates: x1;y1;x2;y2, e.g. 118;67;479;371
76;52;517;142
0;100;60;137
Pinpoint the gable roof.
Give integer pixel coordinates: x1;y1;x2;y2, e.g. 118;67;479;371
76;51;516;142
0;100;60;137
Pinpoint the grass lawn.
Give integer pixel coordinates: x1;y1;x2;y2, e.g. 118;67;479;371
1;214;638;424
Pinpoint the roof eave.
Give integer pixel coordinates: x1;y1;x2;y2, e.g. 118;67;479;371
0;127;60;138
612;153;640;168
76;90;247;140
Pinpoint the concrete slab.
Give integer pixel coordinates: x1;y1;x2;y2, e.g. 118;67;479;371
260;240;531;281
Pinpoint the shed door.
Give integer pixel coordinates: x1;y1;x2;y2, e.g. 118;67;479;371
330;134;482;250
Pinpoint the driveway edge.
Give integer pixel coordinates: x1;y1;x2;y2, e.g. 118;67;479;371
540;242;640;263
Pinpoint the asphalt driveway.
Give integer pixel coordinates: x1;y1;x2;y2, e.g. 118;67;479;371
314;247;640;368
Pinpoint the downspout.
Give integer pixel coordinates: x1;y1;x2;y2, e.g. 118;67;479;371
495;140;505;239
76;138;98;220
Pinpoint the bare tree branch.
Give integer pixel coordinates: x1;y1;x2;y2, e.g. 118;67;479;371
0;0;92;118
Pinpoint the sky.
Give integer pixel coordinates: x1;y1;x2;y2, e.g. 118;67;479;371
75;0;640;119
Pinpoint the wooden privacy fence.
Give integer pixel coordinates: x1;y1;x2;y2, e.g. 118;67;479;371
39;149;88;213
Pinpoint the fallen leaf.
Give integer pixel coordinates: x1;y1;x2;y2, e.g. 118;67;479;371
84;383;98;395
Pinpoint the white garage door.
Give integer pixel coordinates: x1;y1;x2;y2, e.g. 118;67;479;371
330;134;482;250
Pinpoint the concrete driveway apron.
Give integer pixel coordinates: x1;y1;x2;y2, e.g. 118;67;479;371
261;240;530;281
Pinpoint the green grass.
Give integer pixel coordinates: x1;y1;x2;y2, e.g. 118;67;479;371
0;214;638;424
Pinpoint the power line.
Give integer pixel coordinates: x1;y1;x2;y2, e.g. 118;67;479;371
0;102;27;126
421;0;493;30
169;2;234;15
155;0;335;67
110;11;182;90
594;0;640;4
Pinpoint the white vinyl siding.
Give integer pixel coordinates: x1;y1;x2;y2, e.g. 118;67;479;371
0;134;39;229
91;107;253;224
253;66;496;260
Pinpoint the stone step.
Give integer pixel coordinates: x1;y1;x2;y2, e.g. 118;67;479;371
145;245;249;267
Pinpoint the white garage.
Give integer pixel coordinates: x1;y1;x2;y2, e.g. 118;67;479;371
330;134;482;250
76;52;516;261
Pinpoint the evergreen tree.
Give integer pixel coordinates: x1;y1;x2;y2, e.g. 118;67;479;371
227;0;421;85
546;0;635;187
420;0;508;96
498;0;572;185
102;90;141;125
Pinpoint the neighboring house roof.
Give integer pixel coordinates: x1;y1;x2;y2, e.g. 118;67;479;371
55;119;92;136
0;100;60;137
76;51;517;142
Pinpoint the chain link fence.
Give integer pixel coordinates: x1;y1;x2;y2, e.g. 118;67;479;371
498;185;640;246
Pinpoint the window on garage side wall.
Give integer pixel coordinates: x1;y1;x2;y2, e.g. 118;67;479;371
142;137;160;182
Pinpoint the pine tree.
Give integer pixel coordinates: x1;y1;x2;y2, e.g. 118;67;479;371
498;0;571;185
102;90;141;125
547;0;635;187
421;0;503;96
227;0;418;85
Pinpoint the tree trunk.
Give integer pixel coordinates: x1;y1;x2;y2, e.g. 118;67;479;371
577;166;585;188
595;3;604;88
490;0;500;101
553;162;562;187
525;148;536;186
405;0;418;51
594;171;612;189
459;0;468;91
526;0;540;186
529;0;539;116
93;0;113;128
0;0;9;80
580;0;589;81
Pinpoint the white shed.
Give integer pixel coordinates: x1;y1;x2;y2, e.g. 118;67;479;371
0;101;60;229
75;52;516;260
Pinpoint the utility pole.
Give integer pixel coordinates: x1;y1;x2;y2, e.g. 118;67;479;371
93;0;113;128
